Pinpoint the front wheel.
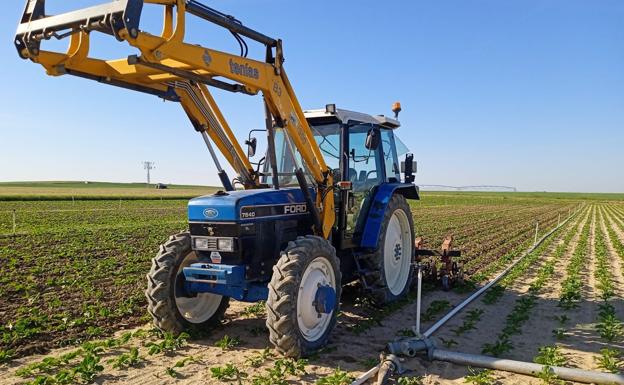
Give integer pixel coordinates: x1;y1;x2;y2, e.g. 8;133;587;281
364;194;415;304
266;236;341;357
145;232;229;334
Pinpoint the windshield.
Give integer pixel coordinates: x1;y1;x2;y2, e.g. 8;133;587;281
263;123;341;186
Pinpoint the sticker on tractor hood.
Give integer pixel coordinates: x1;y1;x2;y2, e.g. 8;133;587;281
203;208;219;219
240;203;308;219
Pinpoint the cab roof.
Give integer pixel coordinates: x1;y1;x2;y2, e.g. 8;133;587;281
303;107;401;129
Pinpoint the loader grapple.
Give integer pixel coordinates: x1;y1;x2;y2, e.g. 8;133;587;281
16;0;143;58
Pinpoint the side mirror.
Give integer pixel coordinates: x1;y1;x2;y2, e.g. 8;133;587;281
245;137;257;158
401;154;417;183
365;129;380;150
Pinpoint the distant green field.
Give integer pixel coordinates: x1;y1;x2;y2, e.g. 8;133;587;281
0;181;218;201
419;190;624;202
1;181;621;201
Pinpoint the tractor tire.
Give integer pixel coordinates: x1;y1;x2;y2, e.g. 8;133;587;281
146;232;229;334
266;236;341;358
363;194;415;304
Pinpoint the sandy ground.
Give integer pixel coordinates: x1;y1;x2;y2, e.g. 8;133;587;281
401;208;593;385
2;205;623;385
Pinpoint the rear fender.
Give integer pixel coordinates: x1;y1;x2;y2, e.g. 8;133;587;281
360;183;419;249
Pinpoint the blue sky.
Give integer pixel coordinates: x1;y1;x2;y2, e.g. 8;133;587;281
1;0;622;192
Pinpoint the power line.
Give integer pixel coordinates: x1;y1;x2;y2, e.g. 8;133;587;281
142;161;155;185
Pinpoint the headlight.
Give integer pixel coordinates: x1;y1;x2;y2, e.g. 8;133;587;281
217;238;234;252
193;237;234;252
194;237;213;251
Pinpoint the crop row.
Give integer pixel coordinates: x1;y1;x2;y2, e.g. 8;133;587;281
558;209;592;310
480;211;583;357
594;209;615;301
594;208;623;346
0;200;187;235
467;205;577;280
603;209;624;262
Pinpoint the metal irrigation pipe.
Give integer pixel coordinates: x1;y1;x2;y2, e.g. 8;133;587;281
431;349;624;385
350;210;578;385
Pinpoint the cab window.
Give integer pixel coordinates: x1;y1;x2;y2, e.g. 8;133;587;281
381;130;400;182
348;125;383;192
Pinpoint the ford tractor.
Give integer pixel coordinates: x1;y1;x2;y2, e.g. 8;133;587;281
15;0;460;357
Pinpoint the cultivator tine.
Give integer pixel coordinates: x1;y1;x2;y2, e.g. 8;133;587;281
441;235;453;256
415;237;424;250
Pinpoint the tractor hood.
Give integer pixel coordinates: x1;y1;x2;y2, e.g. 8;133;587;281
188;188;309;222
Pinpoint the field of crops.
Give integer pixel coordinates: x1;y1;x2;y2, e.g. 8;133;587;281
1;192;622;385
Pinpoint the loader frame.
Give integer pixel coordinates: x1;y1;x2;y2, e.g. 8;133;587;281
16;0;335;238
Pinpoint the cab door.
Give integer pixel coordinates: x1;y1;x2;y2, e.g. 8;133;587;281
344;125;385;236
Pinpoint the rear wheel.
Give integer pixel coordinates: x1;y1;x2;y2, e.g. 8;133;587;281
266;236;341;357
146;232;229;333
363;194;414;304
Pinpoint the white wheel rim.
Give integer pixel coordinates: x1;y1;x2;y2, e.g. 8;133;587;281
296;257;336;342
175;252;223;324
384;209;412;295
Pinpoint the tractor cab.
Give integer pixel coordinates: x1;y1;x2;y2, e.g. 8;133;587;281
259;105;418;241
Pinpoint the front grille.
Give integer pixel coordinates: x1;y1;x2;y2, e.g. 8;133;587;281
189;222;244;237
204;237;218;250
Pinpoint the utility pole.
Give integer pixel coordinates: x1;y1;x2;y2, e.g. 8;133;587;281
143;161;155;186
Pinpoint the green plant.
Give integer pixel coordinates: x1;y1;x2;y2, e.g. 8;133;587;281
482;285;504;305
397;376;423;385
464;367;495;385
481;338;512;357
421;300;450;322
73;353;104;383
595;348;622;373
0;349;14;364
535;366;564;385
211;363;248;383
597;314;623;342
108;347;141;369
440;337;458;348
165;357;196;378
245;348;275;368
466;308;485;322
315;368;354;385
146;332;189;355
553;315;569;326
251;358;307;385
242;301;266;318
215;334;240;350
551;328;566;340
534;346;567;367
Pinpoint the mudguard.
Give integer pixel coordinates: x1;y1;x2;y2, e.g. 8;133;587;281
360;183;419;248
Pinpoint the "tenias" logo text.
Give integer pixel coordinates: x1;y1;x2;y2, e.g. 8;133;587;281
229;59;260;80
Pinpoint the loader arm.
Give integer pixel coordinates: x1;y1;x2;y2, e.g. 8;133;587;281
15;0;335;238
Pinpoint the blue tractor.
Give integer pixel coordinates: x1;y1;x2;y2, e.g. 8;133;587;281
146;106;421;357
